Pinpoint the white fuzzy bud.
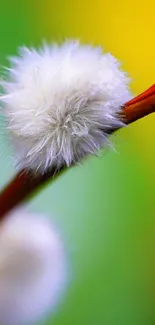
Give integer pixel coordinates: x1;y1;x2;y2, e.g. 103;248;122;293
0;208;66;325
1;40;132;172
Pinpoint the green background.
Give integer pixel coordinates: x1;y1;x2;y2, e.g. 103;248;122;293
0;1;155;324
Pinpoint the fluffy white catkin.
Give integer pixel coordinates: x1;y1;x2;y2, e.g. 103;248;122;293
1;40;132;173
0;208;66;325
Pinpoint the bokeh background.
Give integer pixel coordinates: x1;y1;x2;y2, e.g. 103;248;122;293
0;1;155;324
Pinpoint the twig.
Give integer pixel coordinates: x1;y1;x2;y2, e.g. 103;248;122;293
0;85;155;219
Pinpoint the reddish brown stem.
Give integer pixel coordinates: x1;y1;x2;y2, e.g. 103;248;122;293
1;84;155;219
0;167;66;219
124;85;155;124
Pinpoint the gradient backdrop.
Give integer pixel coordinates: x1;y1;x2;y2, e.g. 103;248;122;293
0;1;155;325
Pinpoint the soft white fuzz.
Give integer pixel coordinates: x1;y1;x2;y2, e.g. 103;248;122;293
1;40;132;173
0;208;66;325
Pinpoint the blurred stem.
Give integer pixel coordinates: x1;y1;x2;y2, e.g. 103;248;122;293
0;84;155;219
